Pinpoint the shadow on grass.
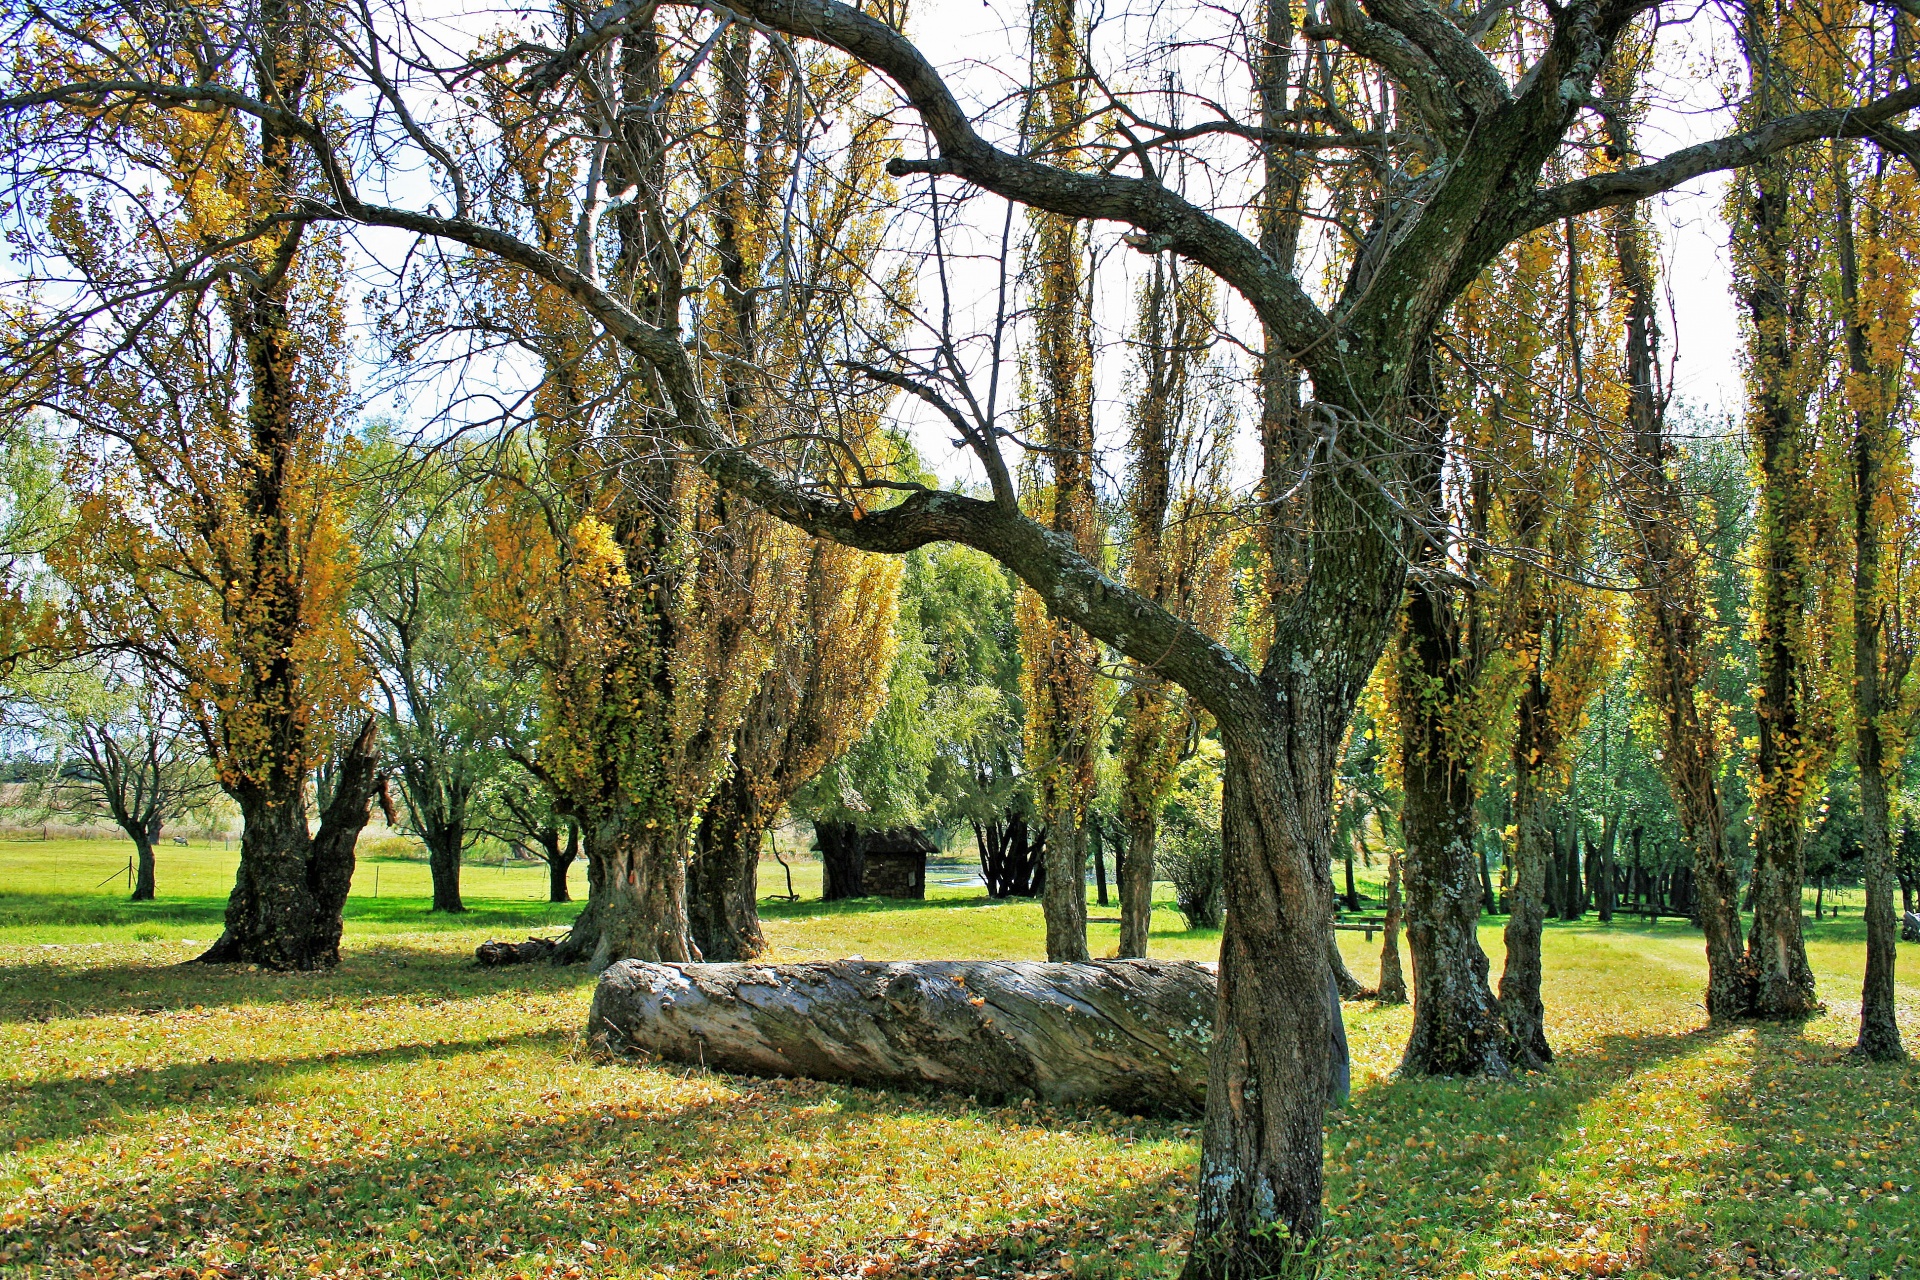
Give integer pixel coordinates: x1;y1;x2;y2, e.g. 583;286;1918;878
1678;1020;1920;1279
1323;1024;1733;1274
1;1027;575;1151
2;1051;1199;1280
0;889;581;933
0;940;595;1025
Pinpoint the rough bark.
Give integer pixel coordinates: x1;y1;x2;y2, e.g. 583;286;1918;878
1043;806;1091;962
590;958;1217;1114
1188;738;1342;1276
1741;137;1822;1021
1396;580;1510;1078
1499;719;1553;1069
1119;813;1155;958
689;765;768;962
554;823;698;970
1377;848;1407;1005
198;718;381;970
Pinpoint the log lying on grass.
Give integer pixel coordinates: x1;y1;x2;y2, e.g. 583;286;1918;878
589;959;1216;1115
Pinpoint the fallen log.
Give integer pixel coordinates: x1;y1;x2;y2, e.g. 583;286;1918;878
589;959;1217;1115
475;935;561;967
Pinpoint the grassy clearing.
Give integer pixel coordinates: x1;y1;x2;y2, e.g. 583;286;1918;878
2;844;1917;1280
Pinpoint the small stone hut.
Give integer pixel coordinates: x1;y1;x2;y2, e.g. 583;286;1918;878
858;828;936;899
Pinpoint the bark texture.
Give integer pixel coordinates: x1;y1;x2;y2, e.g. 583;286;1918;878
590;958;1217;1115
1499;734;1553;1068
1376;849;1407;1004
1119;814;1155;958
554;824;698;970
198;718;381;970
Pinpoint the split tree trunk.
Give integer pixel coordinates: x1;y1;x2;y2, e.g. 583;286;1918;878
591;957;1217;1115
198;718;381;970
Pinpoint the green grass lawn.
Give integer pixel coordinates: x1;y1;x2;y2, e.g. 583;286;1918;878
2;842;1917;1279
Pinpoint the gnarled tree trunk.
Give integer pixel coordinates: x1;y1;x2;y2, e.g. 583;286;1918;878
591;957;1217;1114
198;718;381;970
555;821;697;970
690;766;767;962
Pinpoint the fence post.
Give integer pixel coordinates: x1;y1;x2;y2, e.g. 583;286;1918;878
126;856;132;894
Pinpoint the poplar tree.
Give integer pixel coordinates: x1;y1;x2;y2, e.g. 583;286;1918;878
1830;80;1919;1060
17;7;380;969
1116;254;1235;957
1015;0;1104;963
1730;0;1845;1019
1602;33;1754;1022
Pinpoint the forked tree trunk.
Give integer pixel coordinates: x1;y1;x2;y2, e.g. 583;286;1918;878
1396;582;1511;1078
198;719;381;970
1499;728;1553;1069
1185;738;1335;1277
555;821;698;970
1119;814;1155;958
1042;806;1091;962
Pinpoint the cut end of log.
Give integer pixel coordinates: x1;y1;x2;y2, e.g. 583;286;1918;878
589;959;1218;1116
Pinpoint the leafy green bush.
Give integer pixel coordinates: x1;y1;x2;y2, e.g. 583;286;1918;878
357;836;426;861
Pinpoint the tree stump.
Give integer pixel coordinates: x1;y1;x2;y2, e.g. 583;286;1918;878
589;958;1216;1115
